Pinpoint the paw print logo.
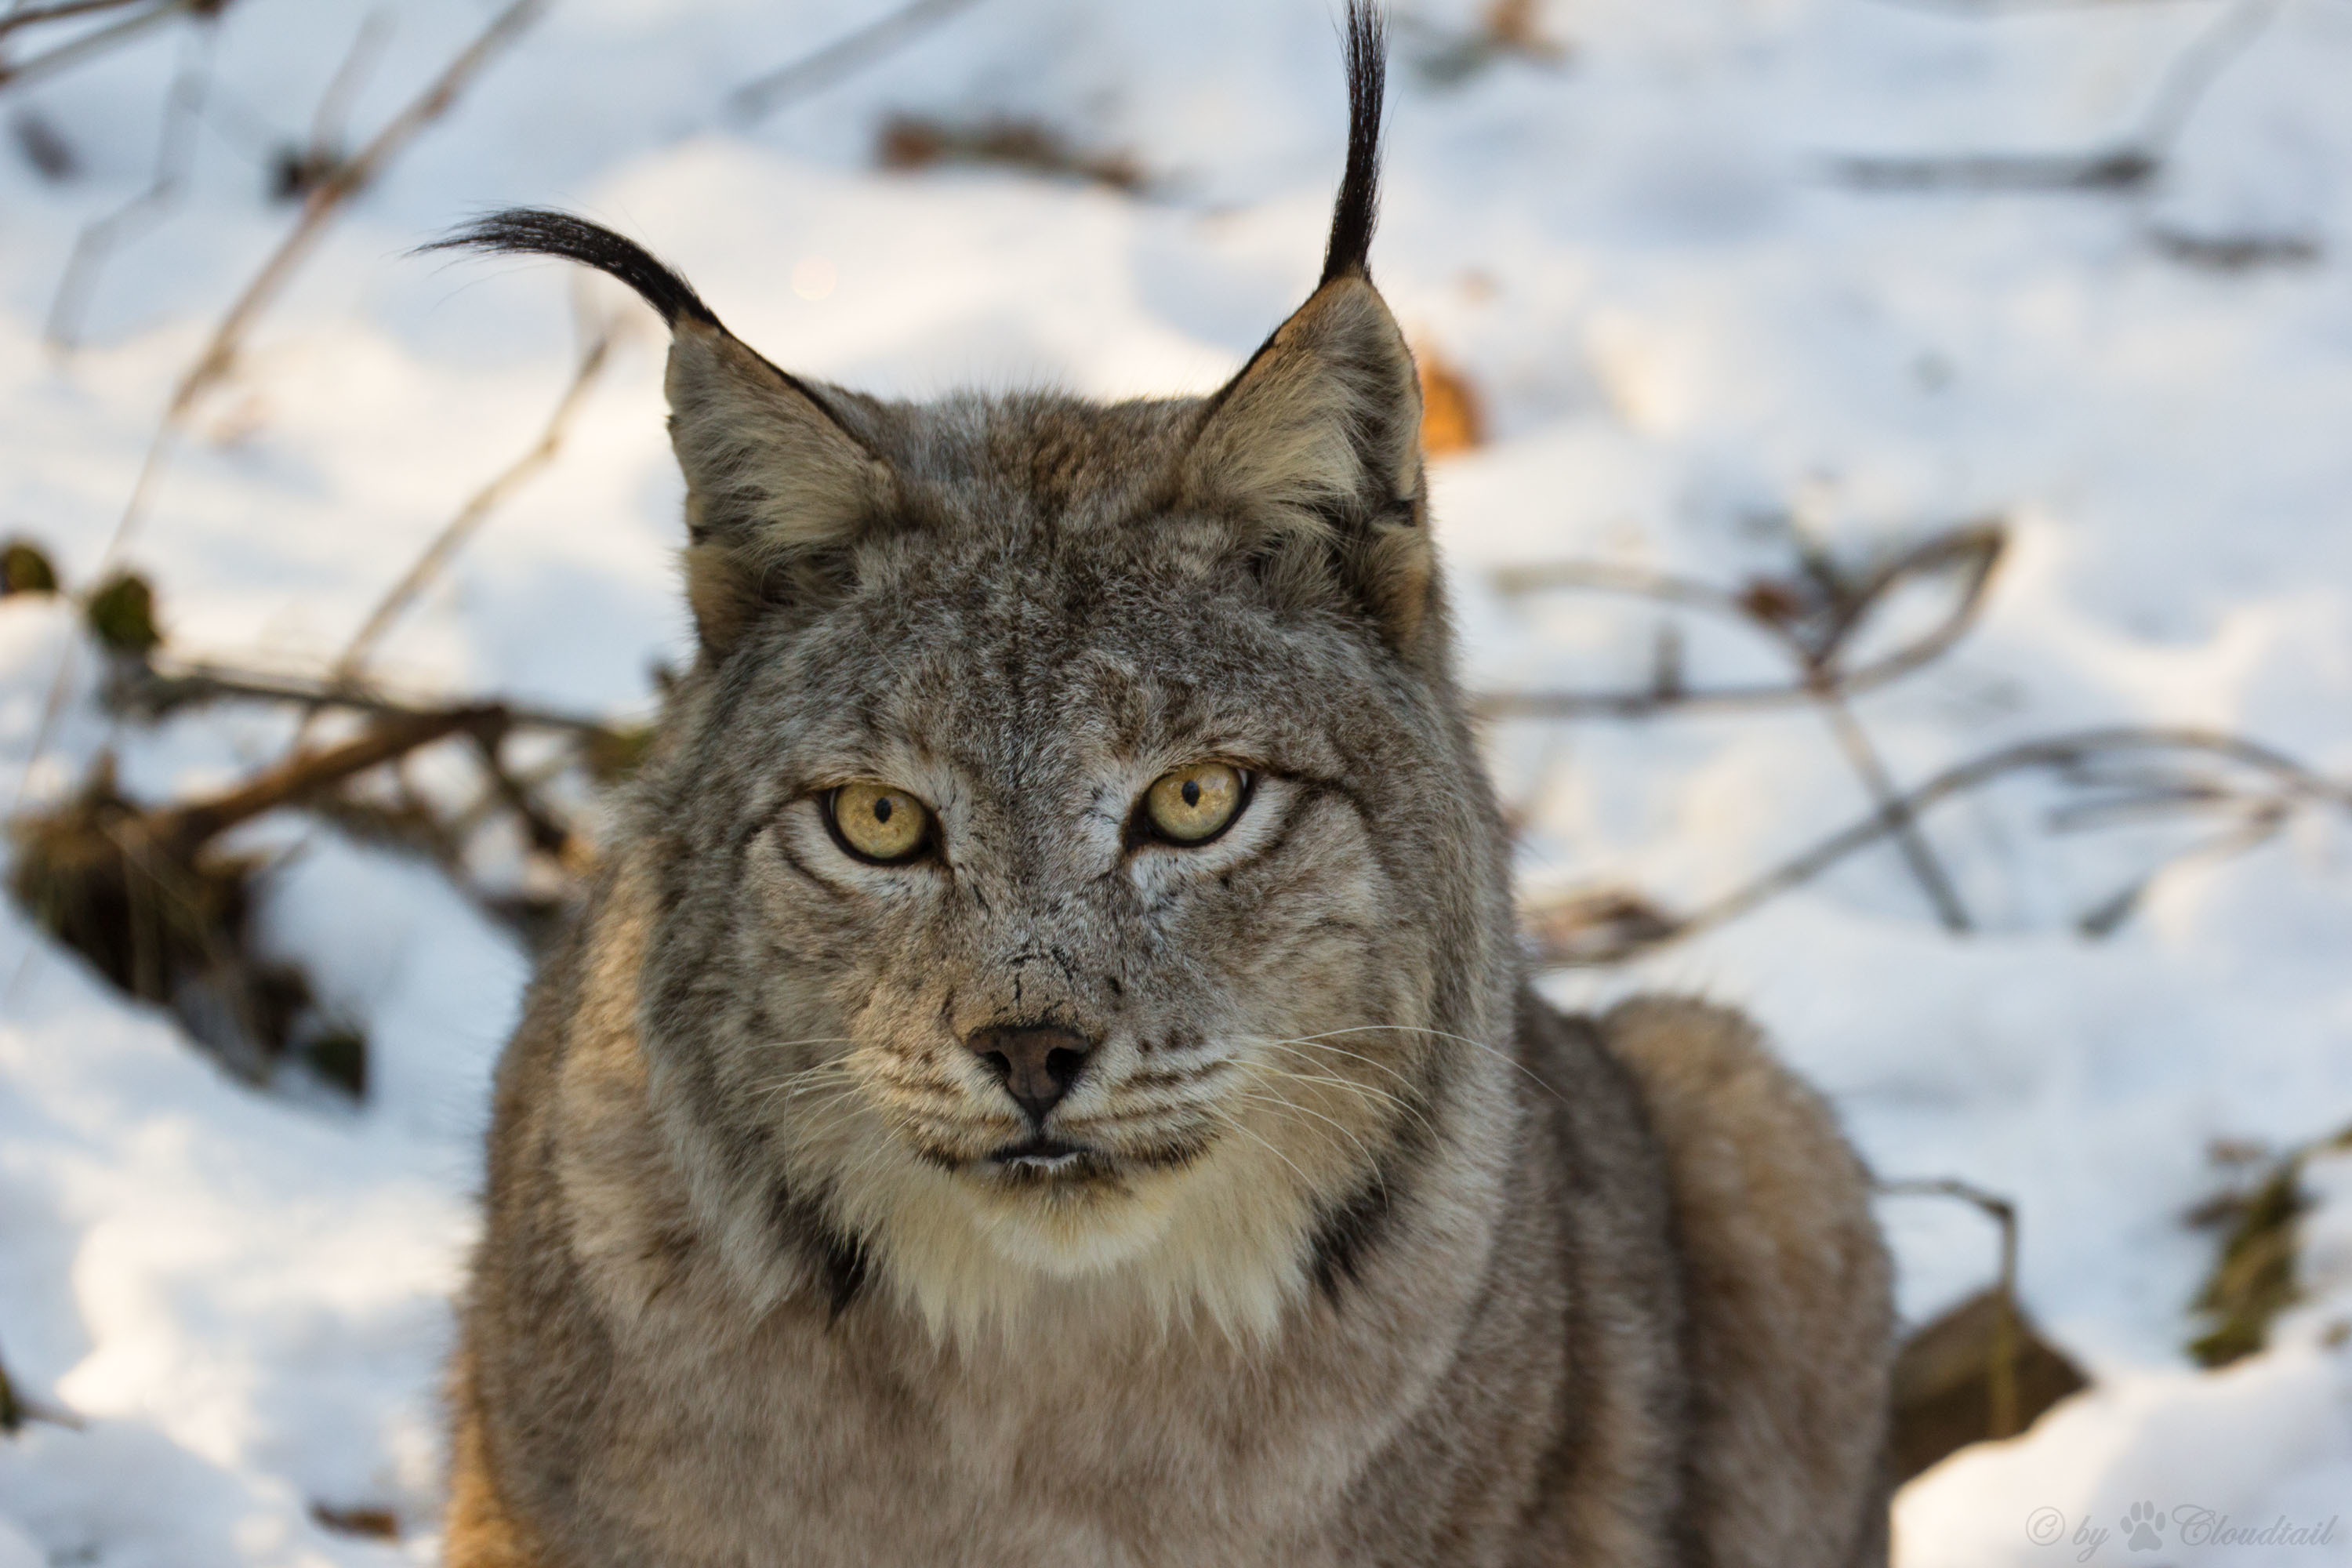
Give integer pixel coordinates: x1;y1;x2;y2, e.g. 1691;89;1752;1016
2123;1501;2167;1552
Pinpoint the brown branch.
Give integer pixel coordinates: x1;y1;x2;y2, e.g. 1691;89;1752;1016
107;653;618;739
152;705;503;857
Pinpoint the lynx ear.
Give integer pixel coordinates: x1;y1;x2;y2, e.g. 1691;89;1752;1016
423;210;891;653
1180;2;1433;645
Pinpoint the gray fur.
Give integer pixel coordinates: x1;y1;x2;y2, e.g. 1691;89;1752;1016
444;9;1893;1563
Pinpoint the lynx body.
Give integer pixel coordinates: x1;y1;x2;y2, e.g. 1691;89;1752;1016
441;11;1893;1563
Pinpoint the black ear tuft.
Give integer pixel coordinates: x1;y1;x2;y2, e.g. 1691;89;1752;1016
420;209;719;329
1318;2;1387;288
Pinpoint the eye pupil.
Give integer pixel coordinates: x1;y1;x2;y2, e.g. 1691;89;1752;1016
1143;763;1245;846
829;782;931;864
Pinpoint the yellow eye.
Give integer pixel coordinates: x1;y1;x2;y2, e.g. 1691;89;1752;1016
1144;762;1247;845
828;782;932;863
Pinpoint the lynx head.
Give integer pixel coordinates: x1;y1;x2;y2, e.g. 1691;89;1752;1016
435;4;1520;1341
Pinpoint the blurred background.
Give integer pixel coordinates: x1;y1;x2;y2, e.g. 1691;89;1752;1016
2;0;2349;1561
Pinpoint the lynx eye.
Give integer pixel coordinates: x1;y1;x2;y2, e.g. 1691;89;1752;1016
1143;762;1247;845
827;782;932;864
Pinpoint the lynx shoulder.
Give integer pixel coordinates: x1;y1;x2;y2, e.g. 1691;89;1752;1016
437;9;1892;1563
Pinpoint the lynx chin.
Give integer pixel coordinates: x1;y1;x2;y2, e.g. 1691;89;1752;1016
434;7;1893;1563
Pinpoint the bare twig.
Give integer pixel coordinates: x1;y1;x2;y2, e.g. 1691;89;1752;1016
2135;0;2281;151
107;653;617;739
2147;227;2322;271
1491;525;1998;927
45;16;216;349
1482;523;2005;719
105;0;548;571
728;0;985;124
878;114;1147;193
0;0;156;39
1876;1177;2024;1438
1827;148;2158;194
13;0;549;811
271;9;391;202
1824;0;2283;195
1817;688;1974;933
1528;727;2349;965
0;0;198;93
330;309;618;684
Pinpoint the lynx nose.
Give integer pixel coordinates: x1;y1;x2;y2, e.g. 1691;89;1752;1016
965;1024;1095;1123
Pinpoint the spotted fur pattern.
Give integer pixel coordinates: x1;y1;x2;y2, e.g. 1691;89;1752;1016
441;6;1893;1563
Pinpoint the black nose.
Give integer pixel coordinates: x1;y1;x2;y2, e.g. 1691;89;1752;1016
965;1023;1095;1123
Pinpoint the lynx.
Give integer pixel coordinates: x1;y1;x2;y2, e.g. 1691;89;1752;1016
437;8;1893;1564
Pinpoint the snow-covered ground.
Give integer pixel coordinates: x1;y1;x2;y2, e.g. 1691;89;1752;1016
4;0;2350;1561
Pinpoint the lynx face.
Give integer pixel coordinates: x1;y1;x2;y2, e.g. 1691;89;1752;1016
627;387;1515;1337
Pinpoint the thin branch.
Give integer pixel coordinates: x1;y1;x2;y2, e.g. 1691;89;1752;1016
154;705;503;856
1875;1177;2024;1437
1816;687;1974;933
1482;523;2005;720
0;0;155;38
0;0;194;93
1864;0;2220;13
107;654;619;739
1822;0;2282;195
330;310;617;683
45;15;216;349
307;9;390;153
0;0;138;31
13;0;549;810
728;0;985;124
1528;727;2349;965
105;0;548;570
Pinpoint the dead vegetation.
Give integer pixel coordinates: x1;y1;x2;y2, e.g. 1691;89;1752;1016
878;113;1146;193
2185;1123;2352;1368
1878;1177;2089;1482
1496;521;2352;964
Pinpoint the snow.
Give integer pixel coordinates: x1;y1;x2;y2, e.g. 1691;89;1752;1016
3;0;2350;1559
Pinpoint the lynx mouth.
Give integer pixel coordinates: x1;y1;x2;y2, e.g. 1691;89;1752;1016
990;1136;1097;1178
